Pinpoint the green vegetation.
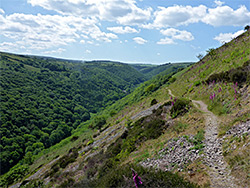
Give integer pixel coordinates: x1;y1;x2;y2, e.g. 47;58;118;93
77;163;197;188
1;30;249;188
72;107;196;188
173;122;189;134
170;98;191;118
131;62;192;79
190;130;205;151
0;51;187;182
0;52;147;174
169;30;250;116
206;60;250;85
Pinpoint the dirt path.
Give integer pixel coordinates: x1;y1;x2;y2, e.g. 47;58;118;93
192;100;238;188
168;89;238;187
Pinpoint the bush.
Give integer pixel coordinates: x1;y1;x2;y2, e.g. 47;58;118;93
91;116;106;130
0;164;29;187
169;77;176;83
91;164;197;188
170;98;190;118
206;60;250;85
150;98;158;106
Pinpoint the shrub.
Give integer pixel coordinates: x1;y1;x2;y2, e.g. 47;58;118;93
206;60;250;85
173;122;189;133
169;77;176;83
170;98;191;118
0;164;29;187
91;116;106;130
91;164;197;188
145;84;156;93
194;80;201;87
150;98;158;106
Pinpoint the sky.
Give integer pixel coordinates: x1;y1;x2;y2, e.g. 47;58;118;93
0;0;250;64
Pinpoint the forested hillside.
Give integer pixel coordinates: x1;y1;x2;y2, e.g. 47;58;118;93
0;53;147;174
2;31;249;188
0;52;191;176
131;62;193;79
3;30;247;188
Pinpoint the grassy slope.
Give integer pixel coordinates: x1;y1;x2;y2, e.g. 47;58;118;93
0;52;149;175
3;32;249;187
0;53;189;186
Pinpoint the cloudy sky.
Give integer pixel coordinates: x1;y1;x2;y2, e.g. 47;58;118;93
1;0;250;64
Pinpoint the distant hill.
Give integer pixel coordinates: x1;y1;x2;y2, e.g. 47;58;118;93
0;53;145;174
131;62;193;79
0;52;186;175
1;31;249;188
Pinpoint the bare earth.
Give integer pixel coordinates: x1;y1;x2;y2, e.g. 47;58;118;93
192;100;238;188
170;89;238;187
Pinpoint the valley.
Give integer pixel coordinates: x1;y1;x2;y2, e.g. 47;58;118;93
1;30;250;188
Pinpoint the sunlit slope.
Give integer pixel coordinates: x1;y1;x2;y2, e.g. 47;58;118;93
169;31;250;114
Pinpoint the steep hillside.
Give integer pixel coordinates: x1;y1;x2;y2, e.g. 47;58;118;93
131;62;192;79
0;53;148;174
1;31;249;188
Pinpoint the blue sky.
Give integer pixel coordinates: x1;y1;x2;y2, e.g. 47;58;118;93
0;0;249;64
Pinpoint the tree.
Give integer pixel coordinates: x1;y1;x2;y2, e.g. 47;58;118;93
196;53;204;61
244;25;250;31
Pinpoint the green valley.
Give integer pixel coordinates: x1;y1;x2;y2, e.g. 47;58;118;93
0;30;249;188
0;52;190;177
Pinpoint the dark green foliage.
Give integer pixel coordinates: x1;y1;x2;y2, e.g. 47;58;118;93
173;122;189;134
58;148;78;169
189;130;205;151
75;164;197;188
73;105;196;188
44;148;78;179
131;62;193;80
59;178;75;188
20;179;44;188
169;76;177;83
170;98;191;118
150;98;158;106
206;48;217;60
91;116;107;130
0;164;29;187
206;60;250;85
194;80;201;87
106;108;167;162
0;52;147;174
244;25;249;31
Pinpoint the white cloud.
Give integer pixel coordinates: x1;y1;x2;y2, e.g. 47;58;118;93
27;0;152;26
116;6;152;25
153;5;207;27
90;30;117;42
85;49;91;54
107;26;139;34
157;28;194;45
160;28;194;41
0;13;117;51
0;42;18;51
80;40;85;44
214;30;245;43
133;37;147;44
214;0;225;6
157;37;175;45
0;8;5;14
203;5;250;26
44;48;66;54
146;3;250;28
87;41;94;44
